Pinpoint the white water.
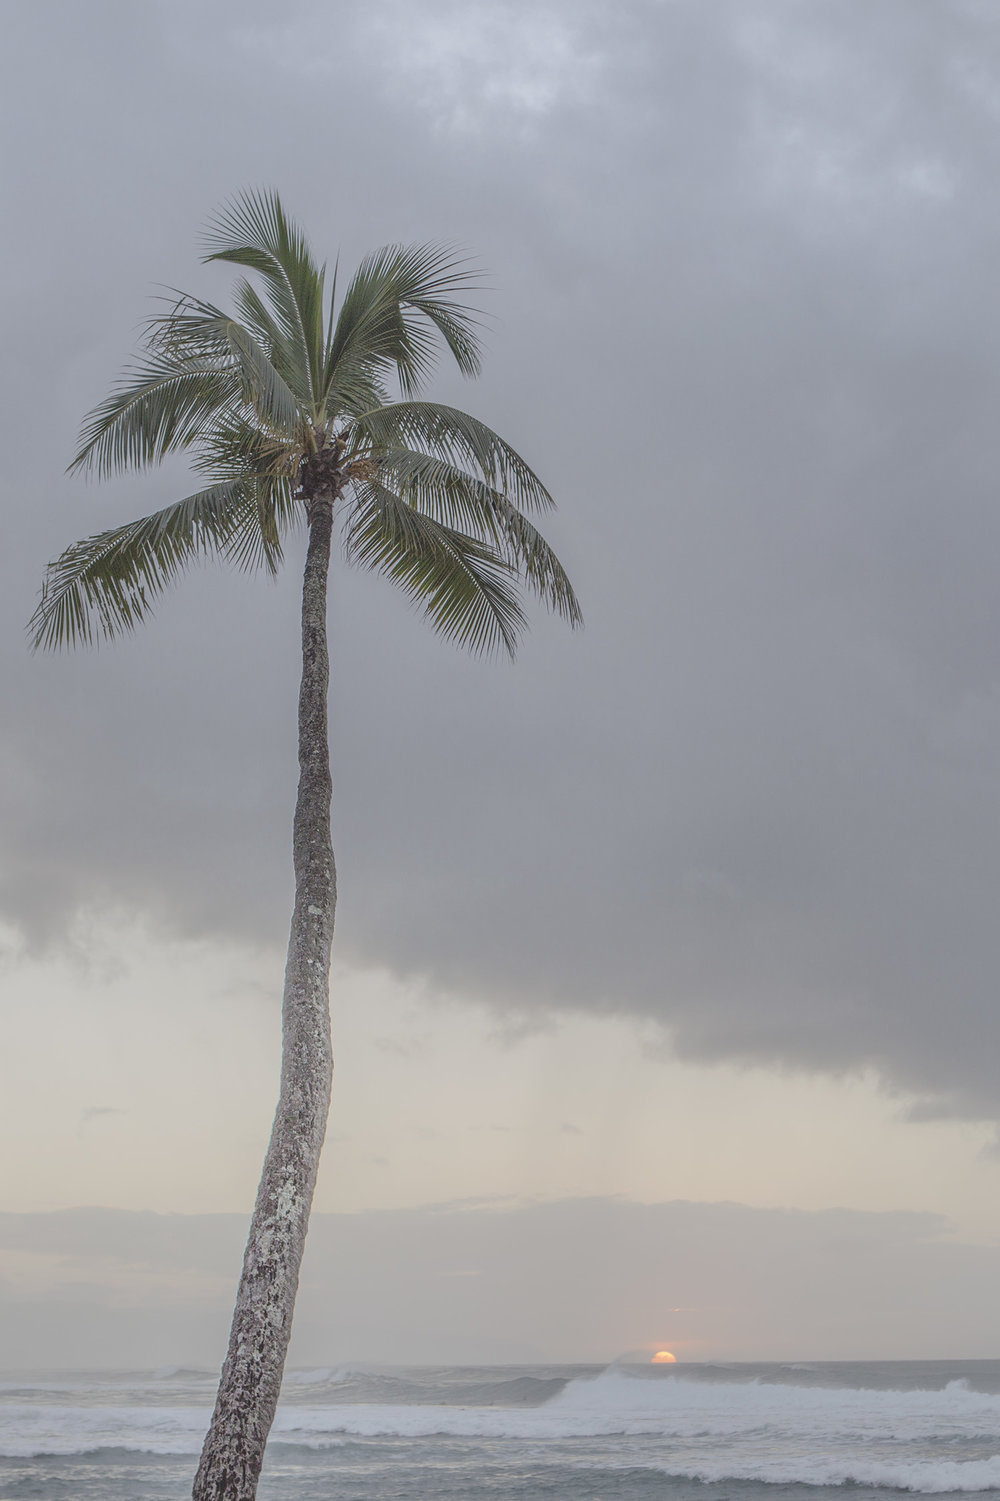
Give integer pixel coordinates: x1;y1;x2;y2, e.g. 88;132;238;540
5;1368;1000;1490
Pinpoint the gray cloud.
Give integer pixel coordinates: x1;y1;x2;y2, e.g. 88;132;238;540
1;1198;999;1366
5;2;1000;1119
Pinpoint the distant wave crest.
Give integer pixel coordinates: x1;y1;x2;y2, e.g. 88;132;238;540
5;1368;1000;1490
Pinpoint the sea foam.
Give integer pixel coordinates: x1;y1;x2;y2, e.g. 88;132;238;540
5;1368;1000;1490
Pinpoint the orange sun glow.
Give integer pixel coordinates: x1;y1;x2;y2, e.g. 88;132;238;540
652;1350;677;1364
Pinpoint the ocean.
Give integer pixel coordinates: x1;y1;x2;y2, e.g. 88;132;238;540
3;1360;1000;1500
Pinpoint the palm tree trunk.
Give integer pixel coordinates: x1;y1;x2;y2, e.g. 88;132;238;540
193;492;336;1501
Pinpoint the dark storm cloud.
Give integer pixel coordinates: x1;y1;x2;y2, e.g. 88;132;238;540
6;2;1000;1116
2;1199;999;1364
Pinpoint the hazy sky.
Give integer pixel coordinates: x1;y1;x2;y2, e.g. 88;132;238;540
6;1199;1000;1367
6;0;1000;1364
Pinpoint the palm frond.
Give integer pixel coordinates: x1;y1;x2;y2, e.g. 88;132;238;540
223;481;295;575
230;278;314;408
145;291;234;357
493;501;582;626
191;416;302;557
70;359;239;476
202;189;325;410
226;322;303;435
29;480;283;649
146;293;303;435
344;480;526;657
325;245;482;406
375;448;582;624
229;279;284;352
352;402;554;513
193;412;299;486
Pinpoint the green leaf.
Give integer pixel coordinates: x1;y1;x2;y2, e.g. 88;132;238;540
375;448;582;625
147;293;304;435
352;402;554;513
230;278;314;408
29;480;284;649
344;480;527;657
203;189;325;411
71;359;240;476
325;245;482;408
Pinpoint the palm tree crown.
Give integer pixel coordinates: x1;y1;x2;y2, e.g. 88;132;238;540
31;189;581;653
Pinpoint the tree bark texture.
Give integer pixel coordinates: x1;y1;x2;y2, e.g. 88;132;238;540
193;493;336;1501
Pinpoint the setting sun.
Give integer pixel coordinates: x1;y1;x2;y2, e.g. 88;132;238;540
652;1350;677;1364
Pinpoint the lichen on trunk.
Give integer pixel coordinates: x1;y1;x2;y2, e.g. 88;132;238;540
192;491;336;1501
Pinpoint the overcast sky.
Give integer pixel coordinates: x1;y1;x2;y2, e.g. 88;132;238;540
6;0;1000;1363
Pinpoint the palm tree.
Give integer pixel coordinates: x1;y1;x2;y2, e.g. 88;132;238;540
30;190;580;1501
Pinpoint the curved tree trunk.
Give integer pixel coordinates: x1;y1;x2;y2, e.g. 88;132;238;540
193;492;336;1501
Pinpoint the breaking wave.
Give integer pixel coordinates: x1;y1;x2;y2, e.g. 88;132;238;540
5;1367;1000;1489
